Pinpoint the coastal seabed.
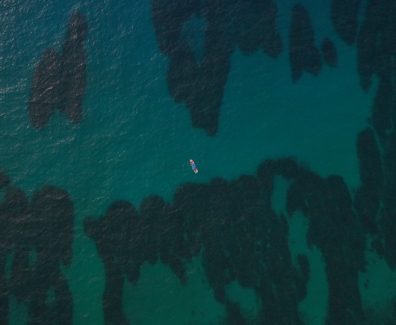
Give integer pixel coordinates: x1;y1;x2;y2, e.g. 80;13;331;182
1;0;396;324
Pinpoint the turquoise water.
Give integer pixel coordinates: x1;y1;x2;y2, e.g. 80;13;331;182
1;0;396;324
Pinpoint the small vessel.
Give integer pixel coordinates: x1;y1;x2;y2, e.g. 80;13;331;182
189;159;199;174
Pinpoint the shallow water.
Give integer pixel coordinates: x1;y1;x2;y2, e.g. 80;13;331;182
1;0;396;324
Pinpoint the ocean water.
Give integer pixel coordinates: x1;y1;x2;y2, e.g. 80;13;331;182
1;0;396;324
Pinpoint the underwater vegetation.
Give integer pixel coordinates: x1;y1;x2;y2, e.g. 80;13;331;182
82;0;396;323
321;38;337;68
289;4;322;82
28;11;88;129
151;0;281;135
151;0;360;134
2;0;396;323
86;155;369;324
0;175;74;324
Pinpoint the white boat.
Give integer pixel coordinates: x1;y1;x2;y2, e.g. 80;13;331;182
189;159;198;174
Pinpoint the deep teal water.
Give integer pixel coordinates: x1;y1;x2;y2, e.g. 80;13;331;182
1;0;396;324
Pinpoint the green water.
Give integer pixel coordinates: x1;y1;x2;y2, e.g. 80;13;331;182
2;0;395;324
